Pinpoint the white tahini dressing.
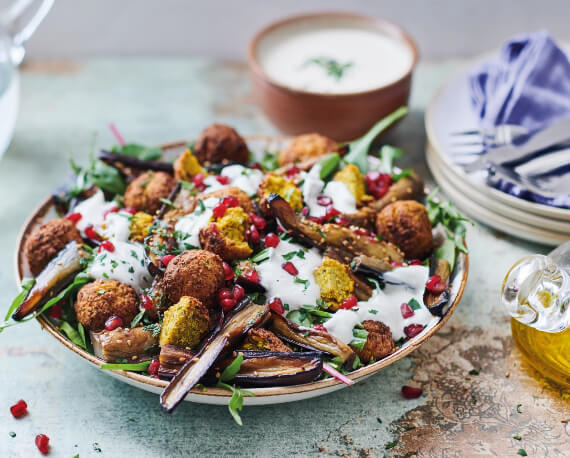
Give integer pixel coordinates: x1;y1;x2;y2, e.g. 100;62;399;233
258;24;413;94
301;164;357;217
202;165;264;197
88;240;151;294
174;197;218;249
99;212;131;242
256;239;323;311
324;265;437;343
72;190;117;237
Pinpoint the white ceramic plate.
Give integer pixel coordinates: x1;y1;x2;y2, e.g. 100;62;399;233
425;60;570;223
14;136;468;406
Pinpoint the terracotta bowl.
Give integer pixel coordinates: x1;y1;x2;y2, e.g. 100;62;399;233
248;12;419;142
14;136;468;406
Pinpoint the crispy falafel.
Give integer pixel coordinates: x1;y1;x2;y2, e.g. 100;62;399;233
376;200;433;260
202;186;254;214
278;133;338;166
353;320;396;363
193;124;249;165
199;207;252;261
162;249;225;305
313;258;354;311
159;296;210;349
75;279;139;331
25;218;83;276
241;328;291;352
123;171;177;214
173;148;205;181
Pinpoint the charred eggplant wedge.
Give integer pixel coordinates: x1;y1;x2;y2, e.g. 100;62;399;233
99;149;174;173
424;255;451;316
372;172;425;211
160;303;270;412
91;327;158;363
158;344;195;379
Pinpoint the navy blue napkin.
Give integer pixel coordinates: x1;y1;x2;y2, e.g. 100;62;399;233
470;30;570;131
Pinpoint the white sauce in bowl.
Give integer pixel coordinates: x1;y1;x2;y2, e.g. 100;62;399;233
257;18;414;94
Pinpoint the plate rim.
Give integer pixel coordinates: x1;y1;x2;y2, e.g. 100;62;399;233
13;138;469;401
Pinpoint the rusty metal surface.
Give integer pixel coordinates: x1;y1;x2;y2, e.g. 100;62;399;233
0;58;567;457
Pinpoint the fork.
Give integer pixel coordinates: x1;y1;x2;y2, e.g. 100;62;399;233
450;124;529;152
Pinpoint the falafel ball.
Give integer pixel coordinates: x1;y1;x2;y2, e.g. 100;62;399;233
278;133;338;166
241;328;291;352
199;206;253;261
376;200;433;260
75;280;139;331
352;320;396;363
202;186;254;214
173;148;205;182
123;171;177;214
193;124;249;165
25;218;83;276
159;296;211;349
162;249;225;305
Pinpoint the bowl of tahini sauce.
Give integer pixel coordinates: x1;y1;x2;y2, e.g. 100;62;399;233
248;13;418;141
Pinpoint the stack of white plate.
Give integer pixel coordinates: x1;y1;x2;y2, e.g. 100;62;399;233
425;62;570;246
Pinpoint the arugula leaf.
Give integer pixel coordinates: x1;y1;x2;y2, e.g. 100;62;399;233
317;153;341;179
349;328;369;350
100;361;151;371
343;106;408;173
216;381;254;426
112;143;162;161
60;321;87;350
427;188;472;254
392;168;413;181
89;160;126;195
435;239;456;272
260;150;279;171
220;353;243;382
380;145;404;174
4;278;35;322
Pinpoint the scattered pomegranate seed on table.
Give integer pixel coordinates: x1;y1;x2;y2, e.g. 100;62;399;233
340;295;358;310
65;212;82;224
269;297;285;314
264;232;280;248
104;315;123;331
281;262;299;276
147;359;160;377
140;294;154;310
98;240;115;253
35;434;50;455
401;385;423;399
10;400;27;418
161;254;175;267
400;302;414;319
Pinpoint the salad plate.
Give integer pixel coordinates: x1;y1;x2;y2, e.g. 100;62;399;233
12;133;468;407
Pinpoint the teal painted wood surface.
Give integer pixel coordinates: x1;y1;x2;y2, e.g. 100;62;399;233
0;59;567;458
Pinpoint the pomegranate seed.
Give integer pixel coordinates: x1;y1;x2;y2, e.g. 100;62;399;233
301;206;309;216
401;385;423;399
192;173;205;186
245;269;260;283
232;284;245;302
426;275;447;294
222;262;234;281
250;162;262;170
264;233;280;248
218;288;232;302
365;171;380;184
221;298;236;312
317;195;332;206
313;324;327;331
404;324;424;338
123;206;137;215
222;196;239;208
147;359;160;377
391;260;403;267
105;315;123;331
269;297;284;314
285;166;300;177
10;400;27;418
161;254;175;267
99;240;115;253
250;213;267;230
282;261;298;276
209;223;219;233
84;225;100;240
216;175;230;185
400;302;414;319
307;216;324;224
408;259;422;266
140;294;154;310
48;305;62;320
103;206;120;218
247;225;260;245
340;295;358;310
212;202;228;219
324;206;340;221
335;217;350;226
354;228;368;236
35;434;49;455
66;212;82;224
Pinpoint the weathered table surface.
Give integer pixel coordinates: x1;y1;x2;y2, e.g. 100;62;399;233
0;59;568;458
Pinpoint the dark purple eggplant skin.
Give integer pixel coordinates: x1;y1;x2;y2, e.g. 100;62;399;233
229;351;323;387
424;254;451;317
160;302;269;413
99;150;174;173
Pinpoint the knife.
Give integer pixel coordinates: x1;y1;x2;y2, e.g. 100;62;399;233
461;117;570;173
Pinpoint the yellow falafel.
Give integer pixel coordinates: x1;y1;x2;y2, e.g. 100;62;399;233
313;258;355;311
199;206;252;261
159;296;211;349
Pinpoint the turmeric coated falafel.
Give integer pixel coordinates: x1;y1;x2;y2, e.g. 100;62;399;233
25;218;82;276
159;296;211;349
193;124;249;165
376;200;433;260
162;249;225;305
123;171;177;214
202;186;254;214
241;328;291;352
278;133;338;166
173;148;205;182
352;320;396;363
75;279;139;331
199;206;253;261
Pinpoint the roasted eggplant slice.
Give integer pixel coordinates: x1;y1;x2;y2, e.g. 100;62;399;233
160;303;270;412
99;150;174;173
424;255;451;316
268;194;404;265
13;241;88;320
270;312;355;366
91;327;158;362
372;172;424;211
158;344;195;379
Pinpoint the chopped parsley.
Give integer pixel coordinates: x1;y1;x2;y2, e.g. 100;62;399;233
315;227;327;238
128;266;135;273
513;435;522;441
349;328;369;350
369;309;378;314
468;369;480;376
517;449;527;457
294;277;310;290
408;298;421;311
142;323;161;337
304;56;353;80
9;431;16;438
516;404;522;414
282;249;305;261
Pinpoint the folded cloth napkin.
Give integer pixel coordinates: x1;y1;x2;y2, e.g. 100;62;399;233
470;30;570;131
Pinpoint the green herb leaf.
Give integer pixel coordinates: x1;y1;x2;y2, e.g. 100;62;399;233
100;361;151;371
159;198;176;209
318;153;341;179
142;323;162;337
260;150;279;171
4;278;35;322
435;239;456;272
468;369;480;376
349;328;369;350
343;106;408;173
392;168;413;181
286;309;313;327
408;298;422;311
513;435;522;441
216;381;254;426
517;449;527;456
300;305;332;318
77;322;87;349
304;57;353;80
60;321;87;350
197;199;206;214
427;188;472;254
179;180;199;195
112;143;162;160
380;145;404;175
89;160;126;195
249;248;271;264
516;403;522;414
131;310;145;328
220;353;244;382
294;277;310;290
